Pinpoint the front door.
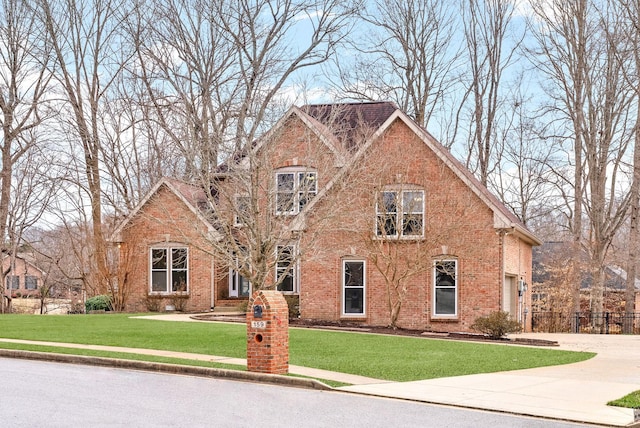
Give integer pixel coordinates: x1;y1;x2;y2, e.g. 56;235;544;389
229;269;250;298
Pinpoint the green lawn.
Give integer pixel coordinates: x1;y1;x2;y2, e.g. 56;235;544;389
608;390;640;409
0;314;594;382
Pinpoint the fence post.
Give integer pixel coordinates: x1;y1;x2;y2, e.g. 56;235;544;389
573;312;580;334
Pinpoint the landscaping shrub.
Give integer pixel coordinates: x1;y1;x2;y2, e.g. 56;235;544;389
85;295;112;312
144;295;162;312
284;295;300;319
68;302;85;314
170;295;188;312
471;310;521;339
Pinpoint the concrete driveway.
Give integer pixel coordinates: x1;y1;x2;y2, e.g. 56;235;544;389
341;333;640;426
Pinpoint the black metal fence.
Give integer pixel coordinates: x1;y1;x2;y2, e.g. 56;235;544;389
531;311;640;334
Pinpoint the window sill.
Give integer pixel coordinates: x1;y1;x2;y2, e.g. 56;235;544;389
373;235;424;242
148;292;190;297
340;315;366;320
430;316;459;322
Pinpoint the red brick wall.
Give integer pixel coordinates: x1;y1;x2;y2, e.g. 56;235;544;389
119;185;214;312
299;118;533;332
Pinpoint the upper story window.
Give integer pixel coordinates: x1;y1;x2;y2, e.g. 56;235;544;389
376;188;424;238
275;170;317;215
150;247;188;293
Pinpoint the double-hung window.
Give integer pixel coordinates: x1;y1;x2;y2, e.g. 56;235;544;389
25;276;38;290
276;170;317;215
150;247;188;293
433;260;457;317
6;275;19;290
275;245;297;293
376;189;424;238
342;260;365;316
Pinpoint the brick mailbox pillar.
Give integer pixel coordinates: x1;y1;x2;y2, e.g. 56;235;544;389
246;290;289;374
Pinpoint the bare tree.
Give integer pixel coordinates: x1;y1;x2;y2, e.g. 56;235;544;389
129;0;359;181
528;0;635;317
461;0;523;186
617;0;640;326
107;1;361;310
354;146;484;328
335;0;460;128
488;86;564;228
0;0;53;312
37;0;135;296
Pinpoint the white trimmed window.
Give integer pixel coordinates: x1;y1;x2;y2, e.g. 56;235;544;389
275;245;297;293
25;276;38;290
376;188;424;238
6;275;19;289
150;247;188;293
275;170;317;215
433;259;457;317
342;260;365;316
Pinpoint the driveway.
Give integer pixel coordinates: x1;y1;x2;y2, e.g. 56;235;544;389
340;333;640;427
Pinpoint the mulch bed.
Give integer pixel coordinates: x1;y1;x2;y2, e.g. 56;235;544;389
193;314;559;347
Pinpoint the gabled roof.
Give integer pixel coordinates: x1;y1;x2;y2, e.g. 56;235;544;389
604;266;640;291
291;103;541;246
1;252;46;275
231;105;349;171
220;102;398;172
110;177;218;242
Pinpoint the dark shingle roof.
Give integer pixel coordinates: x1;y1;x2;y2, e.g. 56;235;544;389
301;102;397;150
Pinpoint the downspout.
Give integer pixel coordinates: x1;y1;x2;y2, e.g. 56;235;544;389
498;229;506;312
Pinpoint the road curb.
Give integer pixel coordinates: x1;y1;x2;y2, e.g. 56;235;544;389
0;348;333;391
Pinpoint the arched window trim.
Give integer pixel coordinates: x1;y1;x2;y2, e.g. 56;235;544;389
275;167;317;215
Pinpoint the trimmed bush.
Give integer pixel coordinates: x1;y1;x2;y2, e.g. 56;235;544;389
85;295;112;312
283;295;300;319
471;311;521;339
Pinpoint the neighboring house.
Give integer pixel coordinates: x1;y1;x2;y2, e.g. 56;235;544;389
533;241;640;313
1;253;45;297
111;102;541;332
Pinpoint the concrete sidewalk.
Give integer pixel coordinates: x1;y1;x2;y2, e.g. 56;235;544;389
3;314;640;427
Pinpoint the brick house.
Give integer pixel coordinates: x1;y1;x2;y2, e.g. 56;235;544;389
111;102;541;332
2;253;45;298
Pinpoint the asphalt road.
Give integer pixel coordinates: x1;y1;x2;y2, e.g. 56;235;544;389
0;358;592;428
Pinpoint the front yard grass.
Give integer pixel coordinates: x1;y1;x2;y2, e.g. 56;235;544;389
608;390;640;409
0;314;594;382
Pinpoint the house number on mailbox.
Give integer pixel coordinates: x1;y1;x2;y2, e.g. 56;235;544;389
251;320;266;328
